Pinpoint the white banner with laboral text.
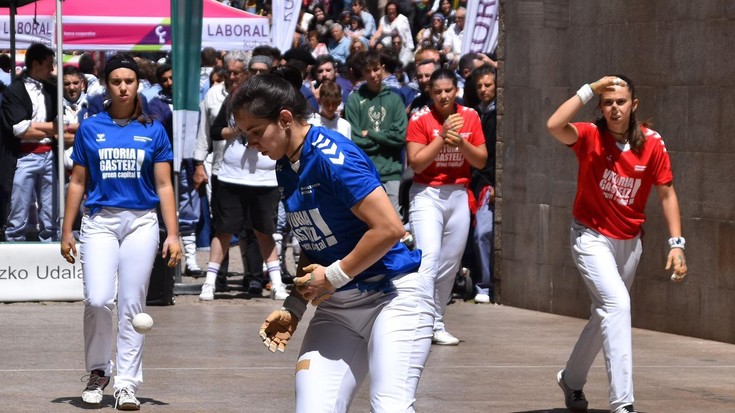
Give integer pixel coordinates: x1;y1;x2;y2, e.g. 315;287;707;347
0;243;84;302
462;0;499;55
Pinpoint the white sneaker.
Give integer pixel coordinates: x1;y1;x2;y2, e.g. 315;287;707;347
432;330;460;345
199;283;215;301
474;293;491;303
270;285;289;300
114;386;140;410
185;260;203;276
81;369;110;405
612;405;638;413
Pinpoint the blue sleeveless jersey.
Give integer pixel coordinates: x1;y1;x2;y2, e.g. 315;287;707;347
277;126;421;291
71;112;173;215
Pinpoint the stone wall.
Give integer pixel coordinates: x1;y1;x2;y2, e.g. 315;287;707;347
496;0;735;343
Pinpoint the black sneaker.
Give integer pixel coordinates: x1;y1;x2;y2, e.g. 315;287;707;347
556;369;588;412
612;405;638;413
248;279;263;295
81;369;110;405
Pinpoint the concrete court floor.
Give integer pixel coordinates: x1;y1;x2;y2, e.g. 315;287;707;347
2;248;735;412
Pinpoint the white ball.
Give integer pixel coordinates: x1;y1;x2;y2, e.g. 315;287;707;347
671;272;685;282
132;313;154;334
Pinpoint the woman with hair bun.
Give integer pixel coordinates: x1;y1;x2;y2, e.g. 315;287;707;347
232;66;434;413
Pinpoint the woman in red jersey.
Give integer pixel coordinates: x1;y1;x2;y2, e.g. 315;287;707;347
546;75;688;413
406;68;487;346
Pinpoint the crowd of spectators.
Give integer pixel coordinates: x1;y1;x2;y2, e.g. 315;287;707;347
0;0;497;316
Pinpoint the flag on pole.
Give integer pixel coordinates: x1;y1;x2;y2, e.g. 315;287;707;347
271;0;301;53
461;0;499;55
171;0;203;172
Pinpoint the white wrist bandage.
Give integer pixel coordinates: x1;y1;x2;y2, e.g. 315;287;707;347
668;236;686;250
325;260;351;289
576;84;594;105
281;296;306;321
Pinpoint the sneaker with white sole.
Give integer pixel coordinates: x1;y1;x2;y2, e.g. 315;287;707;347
612;404;638;413
199;283;215;301
81;369;110;405
474;293;491;303
270;285;289;300
114;386;140;410
432;330;460;345
557;369;588;412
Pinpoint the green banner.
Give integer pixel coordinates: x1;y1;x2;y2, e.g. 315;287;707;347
171;0;203;170
172;0;202;112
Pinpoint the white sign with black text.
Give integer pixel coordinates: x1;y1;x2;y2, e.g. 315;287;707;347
0;242;84;302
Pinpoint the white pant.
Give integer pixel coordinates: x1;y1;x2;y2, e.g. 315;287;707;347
80;208;159;391
409;183;469;332
564;220;642;412
295;271;434;413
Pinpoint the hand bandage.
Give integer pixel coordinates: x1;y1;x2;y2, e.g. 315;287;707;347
282;295;307;321
576;84;594;105
325;260;351;289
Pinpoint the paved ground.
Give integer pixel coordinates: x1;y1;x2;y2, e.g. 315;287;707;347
2;247;735;412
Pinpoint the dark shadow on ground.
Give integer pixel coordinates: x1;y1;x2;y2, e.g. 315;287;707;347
51;395;169;409
511;409;610;413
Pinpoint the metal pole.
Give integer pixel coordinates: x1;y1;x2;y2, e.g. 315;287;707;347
9;3;16;81
56;0;64;220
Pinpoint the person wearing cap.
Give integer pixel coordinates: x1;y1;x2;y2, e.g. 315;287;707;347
60;53;181;410
1;43;60;242
248;55;272;76
418;13;447;53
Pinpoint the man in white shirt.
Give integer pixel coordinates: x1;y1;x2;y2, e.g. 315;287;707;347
443;7;466;69
2;43;59;242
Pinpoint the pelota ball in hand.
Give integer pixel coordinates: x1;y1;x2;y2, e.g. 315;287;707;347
132;313;154;334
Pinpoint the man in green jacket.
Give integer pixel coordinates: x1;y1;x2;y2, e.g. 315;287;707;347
345;50;408;215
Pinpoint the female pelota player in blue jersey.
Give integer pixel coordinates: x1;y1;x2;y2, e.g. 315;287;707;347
60;54;181;411
230;66;435;413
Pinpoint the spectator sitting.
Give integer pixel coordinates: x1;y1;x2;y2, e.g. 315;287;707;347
442;7;465;68
345;14;367;44
307;4;333;44
418;14;446;52
350;0;376;40
327;23;351;65
370;1;414;51
349;37;367;55
307;30;329;59
391;33;415;68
